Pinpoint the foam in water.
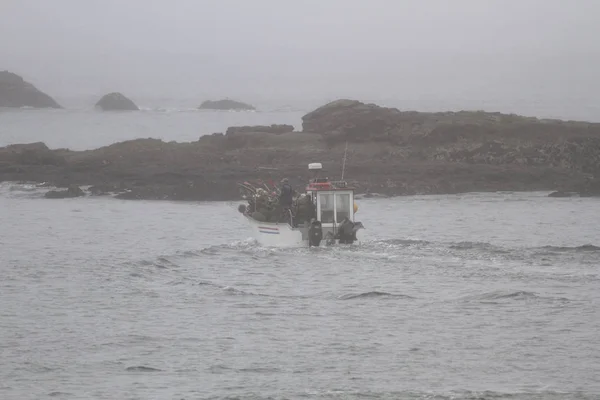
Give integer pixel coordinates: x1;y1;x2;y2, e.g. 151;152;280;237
0;181;54;199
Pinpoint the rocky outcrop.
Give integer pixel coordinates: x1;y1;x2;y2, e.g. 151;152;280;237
303;99;600;146
44;185;85;199
95;92;139;111
302;99;402;142
199;99;255;111
226;124;294;135
0;142;66;166
2;100;600;201
0;71;62;108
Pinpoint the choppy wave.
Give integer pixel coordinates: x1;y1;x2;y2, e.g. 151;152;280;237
338;291;414;300
379;238;600;254
201;390;596;400
125;366;162;372
372;238;600;265
541;244;600;252
458;290;571;304
133;257;180;270
167;273;414;302
208;364;282;374
183;279;310;299
449;241;511;253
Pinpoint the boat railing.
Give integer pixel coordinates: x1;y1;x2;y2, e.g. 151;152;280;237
330;180;348;188
286;208;294;227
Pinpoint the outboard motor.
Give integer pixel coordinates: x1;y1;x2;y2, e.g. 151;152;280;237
336;218;365;244
336;218;354;244
351;221;365;242
308;219;323;247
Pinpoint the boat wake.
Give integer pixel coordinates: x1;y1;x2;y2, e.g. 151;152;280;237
161;236;600;272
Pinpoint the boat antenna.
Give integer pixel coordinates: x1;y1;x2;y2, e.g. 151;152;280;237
341;141;348;180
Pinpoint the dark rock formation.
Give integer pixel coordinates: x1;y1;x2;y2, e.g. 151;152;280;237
2;100;600;201
302;99;402;142
95;92;139;111
88;183;124;196
0;142;66;166
0;71;62;108
199;99;255;111
45;185;85;199
226;124;294;135
302;99;600;148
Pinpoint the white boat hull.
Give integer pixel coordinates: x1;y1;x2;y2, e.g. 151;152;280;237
244;216;307;248
244;215;362;248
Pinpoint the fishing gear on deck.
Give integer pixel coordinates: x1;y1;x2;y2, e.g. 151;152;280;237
236;180;314;225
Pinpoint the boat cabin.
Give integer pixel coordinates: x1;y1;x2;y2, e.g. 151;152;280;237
305;163;356;227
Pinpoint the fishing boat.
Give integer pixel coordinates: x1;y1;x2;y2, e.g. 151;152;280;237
237;162;364;248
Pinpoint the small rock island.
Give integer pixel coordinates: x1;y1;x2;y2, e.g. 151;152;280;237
0;70;62;109
199;99;255;111
95;92;139;111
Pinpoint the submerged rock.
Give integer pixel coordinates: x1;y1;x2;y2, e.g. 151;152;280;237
45;185;85;199
199;99;255;111
0;70;62;108
95;92;139;111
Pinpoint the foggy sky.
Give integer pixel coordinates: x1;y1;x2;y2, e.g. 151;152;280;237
1;0;599;114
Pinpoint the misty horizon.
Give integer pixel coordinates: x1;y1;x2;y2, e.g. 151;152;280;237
2;0;600;119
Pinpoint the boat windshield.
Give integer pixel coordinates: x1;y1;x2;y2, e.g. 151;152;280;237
320;193;334;223
336;193;351;222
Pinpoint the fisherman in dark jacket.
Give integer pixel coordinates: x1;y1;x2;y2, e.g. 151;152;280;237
278;178;295;208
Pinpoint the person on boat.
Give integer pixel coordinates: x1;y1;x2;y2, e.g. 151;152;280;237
278;178;295;208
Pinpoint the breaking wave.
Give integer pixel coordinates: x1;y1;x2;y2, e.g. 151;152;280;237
0;181;54;199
